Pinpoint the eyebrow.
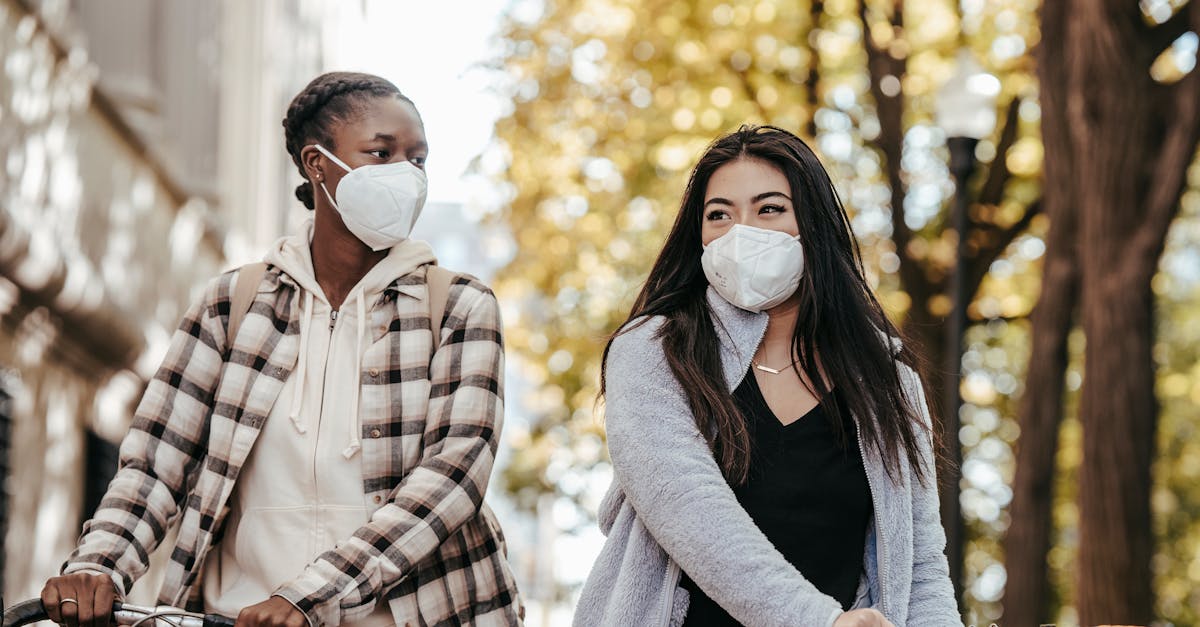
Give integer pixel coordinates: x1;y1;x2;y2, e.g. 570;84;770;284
704;191;792;207
366;133;428;149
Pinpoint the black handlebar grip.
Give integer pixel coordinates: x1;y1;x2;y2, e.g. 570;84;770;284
203;614;236;627
2;599;48;627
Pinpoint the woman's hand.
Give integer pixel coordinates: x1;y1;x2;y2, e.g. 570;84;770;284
833;608;897;627
40;572;117;627
235;597;308;627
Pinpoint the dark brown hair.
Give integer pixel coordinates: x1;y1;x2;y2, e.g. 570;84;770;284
601;125;935;486
282;71;414;209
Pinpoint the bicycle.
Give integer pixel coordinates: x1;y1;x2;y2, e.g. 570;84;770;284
2;599;235;627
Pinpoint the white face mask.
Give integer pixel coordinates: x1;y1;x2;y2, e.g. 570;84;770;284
313;144;428;251
700;224;805;313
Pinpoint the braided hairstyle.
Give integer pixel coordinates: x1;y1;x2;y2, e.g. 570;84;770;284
282;72;415;209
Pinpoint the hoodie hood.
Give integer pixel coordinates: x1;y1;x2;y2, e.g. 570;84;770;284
262;218;437;456
264;218;436;304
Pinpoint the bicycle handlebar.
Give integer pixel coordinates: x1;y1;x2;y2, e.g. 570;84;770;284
2;599;235;627
2;600;45;627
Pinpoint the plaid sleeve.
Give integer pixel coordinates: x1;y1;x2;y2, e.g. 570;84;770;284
61;273;232;596
274;285;505;627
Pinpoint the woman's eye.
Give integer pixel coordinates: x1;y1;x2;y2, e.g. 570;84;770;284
368;149;390;160
760;204;785;214
705;209;730;221
411;156;427;167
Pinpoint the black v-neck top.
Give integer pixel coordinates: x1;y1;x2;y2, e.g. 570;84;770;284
680;371;873;625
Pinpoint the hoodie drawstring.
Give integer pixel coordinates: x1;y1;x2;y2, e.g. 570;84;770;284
289;290;315;434
342;287;367;459
287;286;366;457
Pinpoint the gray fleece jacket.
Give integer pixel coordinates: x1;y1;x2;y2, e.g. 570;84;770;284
573;289;961;627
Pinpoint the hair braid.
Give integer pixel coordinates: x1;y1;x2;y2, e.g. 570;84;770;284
282;72;413;209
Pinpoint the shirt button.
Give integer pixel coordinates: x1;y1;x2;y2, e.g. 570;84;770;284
374;495;383;504
370;428;382;438
379;325;388;334
368;368;380;377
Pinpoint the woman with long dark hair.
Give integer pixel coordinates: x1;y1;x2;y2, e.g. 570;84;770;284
574;126;958;627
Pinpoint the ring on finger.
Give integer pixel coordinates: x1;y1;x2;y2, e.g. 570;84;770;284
59;598;79;608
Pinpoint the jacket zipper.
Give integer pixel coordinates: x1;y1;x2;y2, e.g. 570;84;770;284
855;420;888;616
658;561;682;626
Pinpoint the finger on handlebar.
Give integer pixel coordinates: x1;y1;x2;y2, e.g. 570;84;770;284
87;582;115;627
59;589;79;627
76;596;91;627
40;584;63;625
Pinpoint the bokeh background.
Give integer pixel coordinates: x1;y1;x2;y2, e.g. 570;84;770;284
1;0;1197;625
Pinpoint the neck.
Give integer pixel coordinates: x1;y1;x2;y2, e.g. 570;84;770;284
756;296;800;361
310;207;387;309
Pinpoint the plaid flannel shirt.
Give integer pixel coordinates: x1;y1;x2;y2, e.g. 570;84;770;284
64;264;523;627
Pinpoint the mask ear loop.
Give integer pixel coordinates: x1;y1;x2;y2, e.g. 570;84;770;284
311;144;353;210
312;144;354;173
318;181;339;210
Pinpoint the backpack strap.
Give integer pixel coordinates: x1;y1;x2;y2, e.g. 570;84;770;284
227;262;267;351
426;265;456;351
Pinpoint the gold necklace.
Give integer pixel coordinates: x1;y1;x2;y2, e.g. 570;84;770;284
752;358;800;375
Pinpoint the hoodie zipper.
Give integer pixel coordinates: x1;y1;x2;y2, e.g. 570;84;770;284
855;420;888;616
312;308;339;543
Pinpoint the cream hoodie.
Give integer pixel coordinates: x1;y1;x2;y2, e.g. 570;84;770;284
202;220;436;626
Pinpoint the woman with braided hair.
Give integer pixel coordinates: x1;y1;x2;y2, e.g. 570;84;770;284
40;72;523;627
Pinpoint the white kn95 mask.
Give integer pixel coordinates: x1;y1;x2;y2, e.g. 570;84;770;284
313;143;428;251
700;224;805;313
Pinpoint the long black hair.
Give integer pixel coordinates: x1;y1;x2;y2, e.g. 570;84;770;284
282;71;414;209
601;125;934;486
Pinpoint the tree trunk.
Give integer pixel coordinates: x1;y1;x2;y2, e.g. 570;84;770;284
1000;219;1077;624
1076;272;1158;623
1056;2;1200;623
805;0;824;139
861;0;1050;605
1000;1;1078;622
860;0;967;602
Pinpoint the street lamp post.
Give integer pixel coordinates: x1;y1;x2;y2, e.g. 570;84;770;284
934;48;999;607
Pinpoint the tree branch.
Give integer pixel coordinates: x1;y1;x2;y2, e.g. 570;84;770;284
858;0;931;301
967;311;1029;324
1137;2;1200;256
965;198;1044;296
733;66;771;121
977;97;1022;206
1145;4;1195;55
1137;69;1200;258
